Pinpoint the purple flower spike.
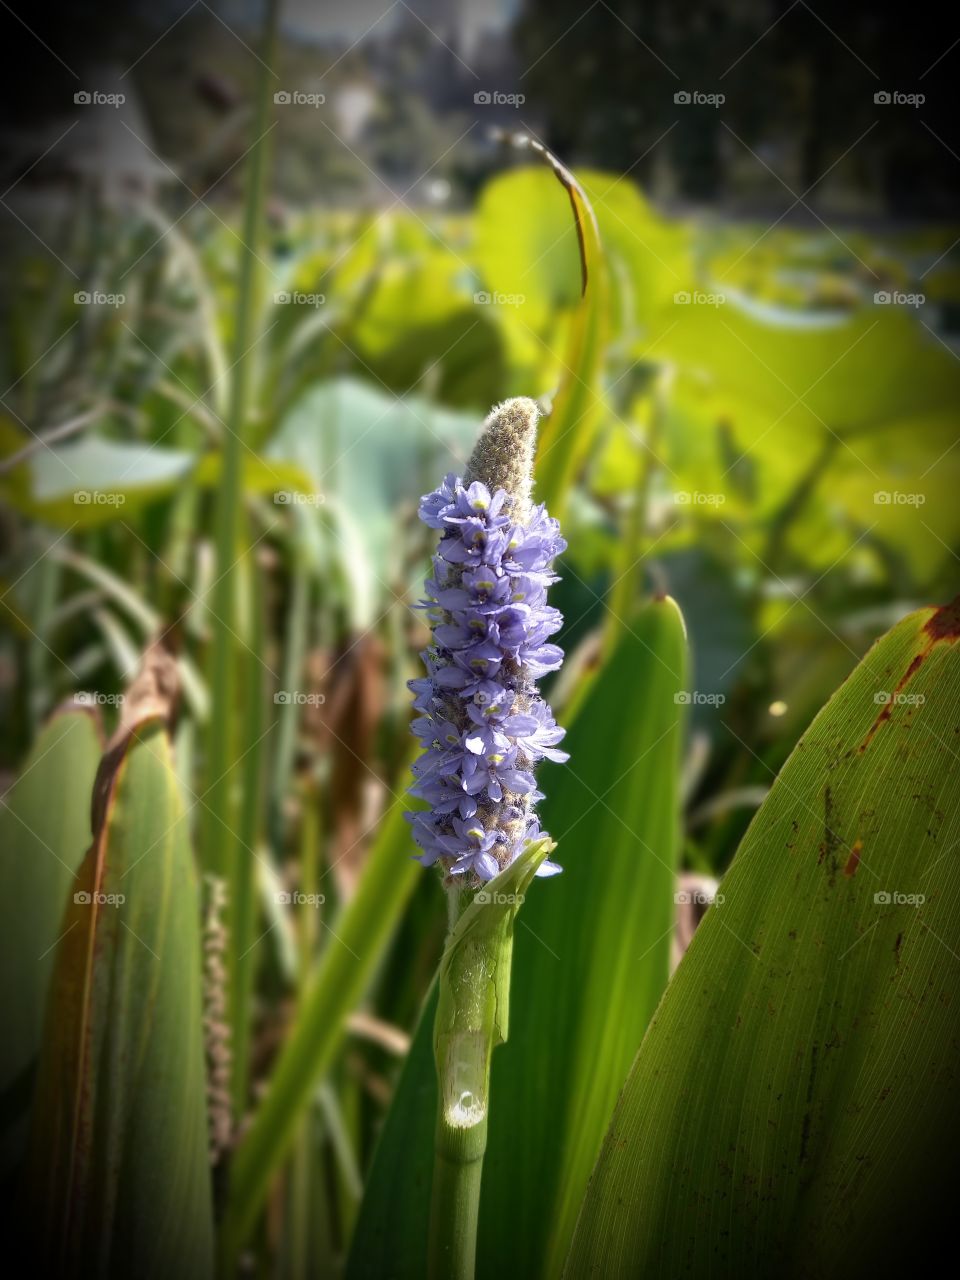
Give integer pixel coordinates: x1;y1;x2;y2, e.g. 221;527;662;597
406;398;568;886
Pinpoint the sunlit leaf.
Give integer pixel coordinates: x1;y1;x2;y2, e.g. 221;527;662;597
567;596;960;1277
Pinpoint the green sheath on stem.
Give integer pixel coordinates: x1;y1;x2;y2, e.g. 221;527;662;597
427;838;553;1280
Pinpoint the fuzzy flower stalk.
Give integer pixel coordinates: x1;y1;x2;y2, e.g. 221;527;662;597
407;399;568;892
408;398;568;1280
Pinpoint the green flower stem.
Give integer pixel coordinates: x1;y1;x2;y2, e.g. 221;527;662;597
428;1110;489;1280
428;891;513;1280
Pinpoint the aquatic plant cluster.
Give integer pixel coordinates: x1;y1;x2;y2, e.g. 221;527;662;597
407;419;569;884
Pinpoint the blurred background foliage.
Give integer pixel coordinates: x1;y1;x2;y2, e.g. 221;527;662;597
0;0;958;1274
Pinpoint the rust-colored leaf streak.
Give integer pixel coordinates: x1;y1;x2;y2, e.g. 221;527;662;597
859;594;960;753
843;838;862;877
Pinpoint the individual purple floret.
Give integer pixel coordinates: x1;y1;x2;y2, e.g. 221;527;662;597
405;398;568;885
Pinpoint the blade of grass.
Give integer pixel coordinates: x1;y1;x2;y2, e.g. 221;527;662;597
199;0;279;1119
221;778;422;1255
231;555;268;1113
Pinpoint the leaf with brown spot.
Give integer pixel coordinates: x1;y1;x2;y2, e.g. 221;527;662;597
568;598;960;1278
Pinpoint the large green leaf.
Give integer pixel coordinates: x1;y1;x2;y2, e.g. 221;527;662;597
23;721;213;1278
0;707;102;1172
658;295;960;434
474;168;584;336
0;426;314;528
567;597;960;1278
347;596;687;1278
265;376;480;604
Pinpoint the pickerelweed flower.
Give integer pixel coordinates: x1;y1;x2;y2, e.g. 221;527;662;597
406;397;568;886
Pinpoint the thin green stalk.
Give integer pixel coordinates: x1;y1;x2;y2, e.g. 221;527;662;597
428;1112;488;1280
221;785;421;1255
200;0;278;1108
203;0;278;862
426;870;532;1280
269;544;311;859
231;555;267;1112
428;900;503;1280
